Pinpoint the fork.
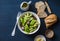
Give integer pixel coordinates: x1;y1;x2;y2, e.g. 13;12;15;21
11;12;21;36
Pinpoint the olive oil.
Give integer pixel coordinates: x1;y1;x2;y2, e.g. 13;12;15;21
22;3;28;8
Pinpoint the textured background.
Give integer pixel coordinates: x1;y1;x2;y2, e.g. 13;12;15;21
0;0;60;41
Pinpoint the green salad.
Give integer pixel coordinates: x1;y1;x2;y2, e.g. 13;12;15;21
19;12;39;33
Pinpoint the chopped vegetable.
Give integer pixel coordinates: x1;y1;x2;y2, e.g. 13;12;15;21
30;19;36;26
24;24;30;33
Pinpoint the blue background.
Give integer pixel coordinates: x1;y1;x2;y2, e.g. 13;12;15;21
0;0;60;41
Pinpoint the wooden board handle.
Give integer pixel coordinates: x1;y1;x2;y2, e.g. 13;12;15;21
45;1;52;14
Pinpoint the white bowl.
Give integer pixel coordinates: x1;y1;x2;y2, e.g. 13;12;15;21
18;11;41;35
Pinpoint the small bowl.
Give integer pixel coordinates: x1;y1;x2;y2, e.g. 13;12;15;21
45;29;54;38
20;1;31;11
34;35;46;41
18;11;41;35
20;1;29;11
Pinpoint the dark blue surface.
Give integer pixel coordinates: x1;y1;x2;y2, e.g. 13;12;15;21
0;0;60;41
